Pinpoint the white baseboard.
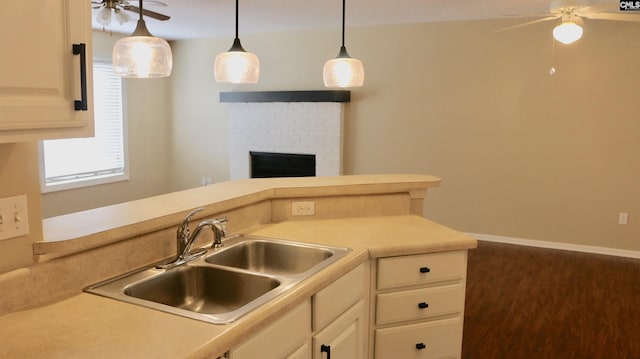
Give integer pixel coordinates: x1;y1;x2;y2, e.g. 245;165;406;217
467;232;640;260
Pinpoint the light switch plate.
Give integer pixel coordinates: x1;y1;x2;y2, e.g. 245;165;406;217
0;195;29;241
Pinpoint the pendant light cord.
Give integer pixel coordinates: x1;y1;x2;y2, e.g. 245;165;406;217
341;0;346;47
235;0;240;41
139;0;144;21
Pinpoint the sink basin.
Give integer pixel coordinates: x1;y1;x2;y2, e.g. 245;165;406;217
124;266;280;314
85;235;351;324
205;238;333;276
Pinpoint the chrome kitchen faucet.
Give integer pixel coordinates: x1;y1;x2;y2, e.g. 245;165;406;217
157;207;228;269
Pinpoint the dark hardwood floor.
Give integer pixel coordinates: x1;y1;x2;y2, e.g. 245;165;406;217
462;241;640;359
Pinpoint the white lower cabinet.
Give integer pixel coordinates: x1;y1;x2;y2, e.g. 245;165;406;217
313;301;365;359
372;251;468;359
227;250;469;359
228;263;368;359
287;341;312;359
375;316;462;358
228;300;311;359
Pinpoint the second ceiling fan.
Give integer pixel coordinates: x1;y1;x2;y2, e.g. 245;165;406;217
498;0;640;44
92;0;170;27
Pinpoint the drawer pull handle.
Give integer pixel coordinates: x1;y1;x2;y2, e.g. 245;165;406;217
420;267;431;273
321;344;331;359
418;302;429;309
416;343;427;350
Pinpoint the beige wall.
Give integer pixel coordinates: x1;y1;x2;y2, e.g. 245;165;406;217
0;143;43;273
169;19;640;251
5;17;636;275
40;31;173;217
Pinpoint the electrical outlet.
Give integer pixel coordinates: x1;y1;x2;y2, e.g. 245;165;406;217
292;201;315;216
619;212;629;225
0;195;29;241
201;176;213;186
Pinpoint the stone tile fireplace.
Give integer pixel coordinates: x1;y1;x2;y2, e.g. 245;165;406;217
221;91;350;180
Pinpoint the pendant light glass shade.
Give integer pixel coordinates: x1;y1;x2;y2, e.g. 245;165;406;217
324;0;363;88
214;39;260;84
323;47;364;87
112;1;172;78
214;0;260;84
553;21;583;45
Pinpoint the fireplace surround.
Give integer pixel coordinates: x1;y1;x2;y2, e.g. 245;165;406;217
222;91;350;180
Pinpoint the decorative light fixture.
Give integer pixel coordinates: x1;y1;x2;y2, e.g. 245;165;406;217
553;17;583;45
97;6;130;26
97;7;113;26
214;0;260;84
112;0;172;78
323;0;364;88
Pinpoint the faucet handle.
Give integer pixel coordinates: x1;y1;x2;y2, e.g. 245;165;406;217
216;216;228;237
178;207;204;240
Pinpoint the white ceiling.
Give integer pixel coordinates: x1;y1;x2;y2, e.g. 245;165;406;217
92;0;618;40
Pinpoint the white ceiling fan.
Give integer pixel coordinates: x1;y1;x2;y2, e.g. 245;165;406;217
92;0;170;27
498;0;640;44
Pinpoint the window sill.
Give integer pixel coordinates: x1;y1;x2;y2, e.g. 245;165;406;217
41;173;129;193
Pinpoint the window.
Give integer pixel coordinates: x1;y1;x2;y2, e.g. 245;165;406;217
40;61;128;192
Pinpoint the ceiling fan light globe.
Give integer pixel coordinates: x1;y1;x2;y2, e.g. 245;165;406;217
115;10;130;25
97;7;112;26
214;50;260;84
113;35;173;78
553;21;583;44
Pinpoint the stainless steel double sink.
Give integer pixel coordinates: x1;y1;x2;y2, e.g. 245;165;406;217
85;235;351;324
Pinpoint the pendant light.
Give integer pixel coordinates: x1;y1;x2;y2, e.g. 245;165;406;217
214;0;260;84
323;0;364;88
112;0;172;78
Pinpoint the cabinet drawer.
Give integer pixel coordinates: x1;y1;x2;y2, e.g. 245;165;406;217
374;317;462;359
230;300;311;359
314;263;365;331
377;251;466;290
376;283;465;325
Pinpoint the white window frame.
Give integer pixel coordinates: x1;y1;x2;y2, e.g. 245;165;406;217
39;59;129;193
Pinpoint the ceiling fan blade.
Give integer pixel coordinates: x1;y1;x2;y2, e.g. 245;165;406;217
577;4;619;14
126;5;171;21
495;16;560;32
500;12;553;19
145;0;168;7
583;12;640;22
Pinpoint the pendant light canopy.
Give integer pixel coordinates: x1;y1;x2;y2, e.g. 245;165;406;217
323;0;364;88
112;0;172;78
214;0;260;84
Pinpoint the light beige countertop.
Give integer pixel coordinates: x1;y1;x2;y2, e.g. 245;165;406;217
0;215;475;359
36;174;441;257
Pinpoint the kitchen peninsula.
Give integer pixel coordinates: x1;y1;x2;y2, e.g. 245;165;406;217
0;174;476;358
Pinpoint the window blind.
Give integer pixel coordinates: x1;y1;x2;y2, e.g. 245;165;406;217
43;61;126;187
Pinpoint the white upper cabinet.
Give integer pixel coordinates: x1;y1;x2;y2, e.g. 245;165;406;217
0;0;94;143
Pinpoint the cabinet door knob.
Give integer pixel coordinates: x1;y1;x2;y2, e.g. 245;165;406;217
418;302;429;309
416;343;427;350
321;344;331;359
419;266;431;273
